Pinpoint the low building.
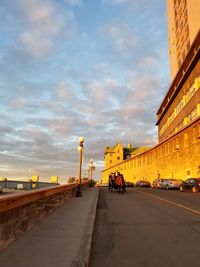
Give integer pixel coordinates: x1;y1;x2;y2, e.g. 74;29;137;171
104;143;151;170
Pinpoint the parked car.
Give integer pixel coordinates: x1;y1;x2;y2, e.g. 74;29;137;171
135;180;151;188
152;178;165;189
152;178;162;188
159;179;183;190
159;179;172;189
180;178;200;193
125;181;134;187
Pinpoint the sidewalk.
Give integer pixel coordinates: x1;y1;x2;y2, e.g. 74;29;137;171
0;187;99;267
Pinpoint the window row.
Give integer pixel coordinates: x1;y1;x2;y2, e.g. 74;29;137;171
159;76;200;136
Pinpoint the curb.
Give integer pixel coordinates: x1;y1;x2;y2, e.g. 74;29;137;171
71;187;99;267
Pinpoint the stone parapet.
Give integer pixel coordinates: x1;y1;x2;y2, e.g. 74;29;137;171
0;181;89;250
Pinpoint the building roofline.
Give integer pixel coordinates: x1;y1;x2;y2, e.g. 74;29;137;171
156;30;200;126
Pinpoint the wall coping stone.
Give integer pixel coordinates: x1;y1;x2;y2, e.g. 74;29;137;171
0;182;88;213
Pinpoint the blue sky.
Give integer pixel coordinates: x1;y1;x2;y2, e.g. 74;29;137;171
0;0;170;182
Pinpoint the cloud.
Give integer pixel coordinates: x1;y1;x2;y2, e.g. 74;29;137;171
86;79;118;105
102;0;157;8
139;56;158;69
12;97;27;108
55;81;75;100
93;63;112;78
102;21;139;55
1;0;76;57
123;73;167;118
65;0;83;6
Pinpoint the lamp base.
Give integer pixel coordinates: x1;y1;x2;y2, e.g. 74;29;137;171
76;185;82;197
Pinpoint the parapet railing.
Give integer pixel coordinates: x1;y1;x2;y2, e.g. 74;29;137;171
0;180;89;250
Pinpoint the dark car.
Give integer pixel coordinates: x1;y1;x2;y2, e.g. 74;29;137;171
125;181;134;187
135;180;151;188
180;178;200;193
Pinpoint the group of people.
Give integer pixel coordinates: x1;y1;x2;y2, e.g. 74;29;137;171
108;171;126;193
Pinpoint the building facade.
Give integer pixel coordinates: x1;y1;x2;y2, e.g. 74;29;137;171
104;143;124;169
157;32;200;143
104;143;150;169
167;0;200;80
102;1;200;184
102;119;200;183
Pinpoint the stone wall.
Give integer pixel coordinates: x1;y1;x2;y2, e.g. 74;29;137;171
102;118;200;184
0;182;88;251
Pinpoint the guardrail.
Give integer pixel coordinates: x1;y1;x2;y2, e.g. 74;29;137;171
0;181;89;250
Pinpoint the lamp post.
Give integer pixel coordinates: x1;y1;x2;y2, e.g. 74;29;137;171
76;136;84;197
89;159;96;187
90;159;93;183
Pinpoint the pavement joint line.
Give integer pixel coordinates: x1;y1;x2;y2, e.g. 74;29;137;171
139;191;200;216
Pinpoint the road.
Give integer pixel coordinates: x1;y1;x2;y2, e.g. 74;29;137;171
89;187;200;267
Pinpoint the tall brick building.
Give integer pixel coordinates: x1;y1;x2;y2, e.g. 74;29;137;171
158;0;200;142
167;0;200;80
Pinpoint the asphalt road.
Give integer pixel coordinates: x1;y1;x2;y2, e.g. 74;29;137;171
89;187;200;267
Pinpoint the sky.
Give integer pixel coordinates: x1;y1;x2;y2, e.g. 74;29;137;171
0;0;170;183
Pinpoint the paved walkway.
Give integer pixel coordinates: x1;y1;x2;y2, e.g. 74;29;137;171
0;187;99;267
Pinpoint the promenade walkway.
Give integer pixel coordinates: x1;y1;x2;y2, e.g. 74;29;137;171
0;187;99;267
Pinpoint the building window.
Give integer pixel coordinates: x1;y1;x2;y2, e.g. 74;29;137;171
176;99;184;114
174;138;180;151
147;153;152;164
127;162;129;170
184;133;189;147
185;84;197;103
187;106;198;124
177;120;184;132
117;156;120;160
193;125;200;142
168;142;171;154
130;160;133;169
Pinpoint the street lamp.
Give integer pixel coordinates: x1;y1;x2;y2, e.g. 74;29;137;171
76;136;84;197
89;159;95;187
